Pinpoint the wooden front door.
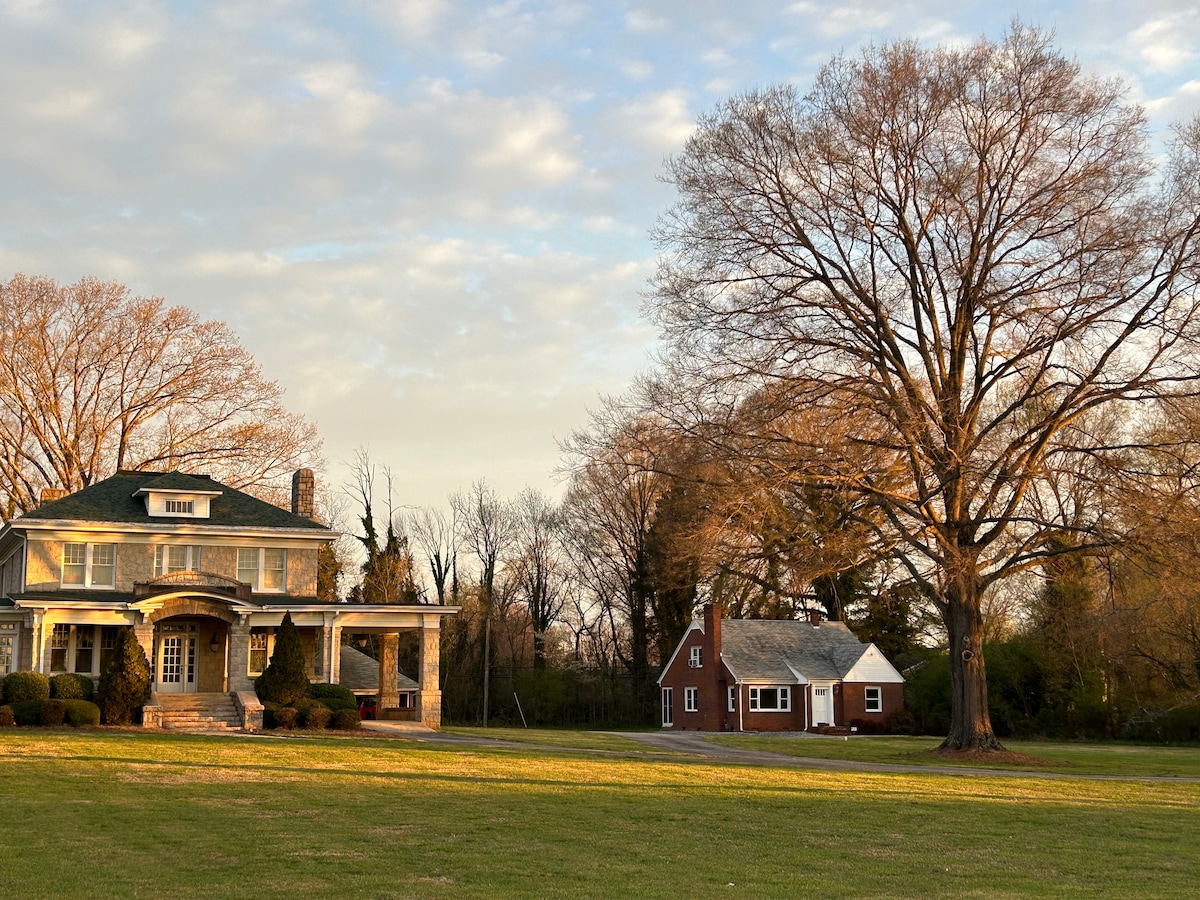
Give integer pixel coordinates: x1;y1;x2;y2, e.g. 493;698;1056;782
812;685;834;726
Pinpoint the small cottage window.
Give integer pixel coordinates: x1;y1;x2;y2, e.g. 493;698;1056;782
727;685;736;712
865;686;883;713
661;687;674;727
684;686;699;712
688;645;702;668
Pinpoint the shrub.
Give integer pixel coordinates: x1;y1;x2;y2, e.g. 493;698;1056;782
51;673;94;701
63;699;101;727
11;700;42;726
309;683;357;706
41;699;67;726
291;697;327;726
330;708;362;731
261;701;281;730
96;629;151;725
275;707;298;730
0;705;14;727
4;671;50;703
255;612;309;705
304;706;332;730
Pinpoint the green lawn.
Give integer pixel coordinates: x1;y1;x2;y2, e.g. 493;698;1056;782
443;726;666;753
2;729;1197;898
706;734;1200;778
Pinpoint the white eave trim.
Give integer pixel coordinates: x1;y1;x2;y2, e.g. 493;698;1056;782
10;519;336;540
657;619;704;685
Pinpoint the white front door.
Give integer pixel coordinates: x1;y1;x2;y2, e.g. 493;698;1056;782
812;685;834;726
156;634;198;693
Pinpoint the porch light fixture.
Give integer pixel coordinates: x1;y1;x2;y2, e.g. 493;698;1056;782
210;635;220;653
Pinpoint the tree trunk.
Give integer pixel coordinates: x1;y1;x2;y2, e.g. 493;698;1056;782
938;576;1004;753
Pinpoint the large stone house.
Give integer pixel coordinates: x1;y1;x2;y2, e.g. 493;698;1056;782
658;605;905;732
0;469;457;729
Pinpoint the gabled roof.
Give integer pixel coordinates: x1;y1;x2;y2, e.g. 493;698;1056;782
15;470;329;532
338;645;420;694
720;618;890;683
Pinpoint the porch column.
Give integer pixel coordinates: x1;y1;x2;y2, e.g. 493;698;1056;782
133;618;155;671
416;621;441;729
227;618;253;692
378;632;400;712
329;625;342;685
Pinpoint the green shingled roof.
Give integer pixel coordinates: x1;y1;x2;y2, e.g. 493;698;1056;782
19;470;330;531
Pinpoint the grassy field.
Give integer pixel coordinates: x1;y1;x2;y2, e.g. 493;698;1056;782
442;726;663;753
707;733;1200;778
1;729;1198;899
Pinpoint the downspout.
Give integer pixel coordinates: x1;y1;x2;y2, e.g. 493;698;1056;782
737;680;743;733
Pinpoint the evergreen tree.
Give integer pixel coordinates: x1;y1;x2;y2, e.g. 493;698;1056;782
254;612;309;704
96;628;151;725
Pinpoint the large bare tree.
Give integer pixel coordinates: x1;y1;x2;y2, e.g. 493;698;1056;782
0;274;321;516
649;27;1200;751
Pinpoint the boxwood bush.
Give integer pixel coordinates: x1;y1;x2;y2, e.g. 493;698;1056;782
330;708;361;730
275;707;299;729
50;673;94;701
309;683;357;710
11;700;42;726
63;699;101;727
41;699;67;726
4;671;50;703
304;706;332;730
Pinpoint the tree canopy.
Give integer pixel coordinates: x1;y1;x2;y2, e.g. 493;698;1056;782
648;26;1200;751
0;274;321;517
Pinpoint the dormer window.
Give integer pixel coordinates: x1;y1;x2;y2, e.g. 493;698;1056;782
164;499;194;515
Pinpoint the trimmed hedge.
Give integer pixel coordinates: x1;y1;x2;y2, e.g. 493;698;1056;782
63;699;101;727
275;707;298;730
309;683;357;706
4;671;50;703
330;708;361;731
40;699;67;726
304;706;332;730
11;700;42;726
50;673;94;701
0;705;14;727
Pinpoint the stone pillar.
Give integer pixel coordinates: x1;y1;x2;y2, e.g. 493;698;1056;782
416;623;442;729
134;619;155;672
378;633;399;711
227;619;254;692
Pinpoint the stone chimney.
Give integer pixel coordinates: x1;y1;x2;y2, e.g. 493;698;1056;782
808;608;822;627
291;468;315;520
39;487;67;507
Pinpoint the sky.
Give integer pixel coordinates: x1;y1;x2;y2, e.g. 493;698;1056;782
1;0;1198;513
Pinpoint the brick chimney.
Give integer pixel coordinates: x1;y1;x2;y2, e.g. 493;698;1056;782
291;468;315;520
703;603;722;662
808;608;822;627
39;487;67;507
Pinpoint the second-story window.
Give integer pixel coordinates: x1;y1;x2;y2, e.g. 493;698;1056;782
238;548;287;592
689;645;703;668
154;545;203;577
61;542;116;588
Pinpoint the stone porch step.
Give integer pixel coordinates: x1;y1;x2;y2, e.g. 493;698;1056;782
157;692;243;731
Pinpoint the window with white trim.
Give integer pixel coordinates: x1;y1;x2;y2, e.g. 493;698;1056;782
248;627;274;675
49;624;117;675
749;686;791;712
727;685;736;712
164;499;195;515
688;645;702;668
0;622;17;675
154;545;204;577
684;686;699;712
61;542;116;588
865;686;883;713
237;548;287;592
661;687;673;727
